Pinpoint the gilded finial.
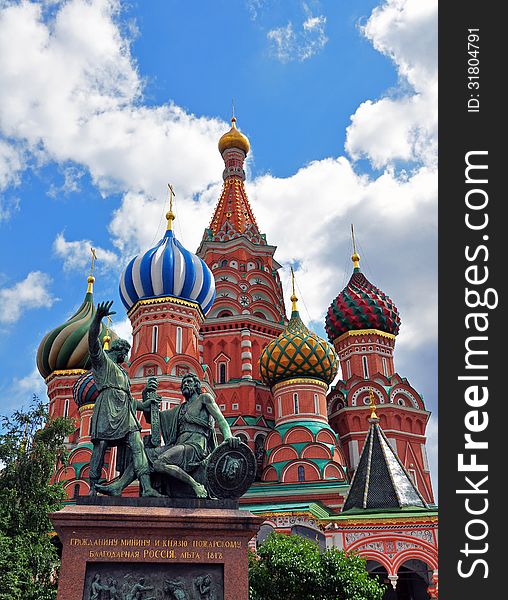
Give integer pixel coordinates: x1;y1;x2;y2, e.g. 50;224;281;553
351;224;360;270
290;266;298;312
103;315;112;350
87;248;97;293
166;183;176;231
369;387;379;420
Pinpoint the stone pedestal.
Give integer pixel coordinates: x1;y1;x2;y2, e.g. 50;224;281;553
51;497;262;600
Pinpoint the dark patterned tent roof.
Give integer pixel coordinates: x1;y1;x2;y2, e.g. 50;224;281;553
343;419;427;511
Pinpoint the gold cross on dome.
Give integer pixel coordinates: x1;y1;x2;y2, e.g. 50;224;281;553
166;183;176;230
90;247;97;274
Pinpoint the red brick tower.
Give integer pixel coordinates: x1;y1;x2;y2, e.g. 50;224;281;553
259;278;348;486
197;116;287;468
325;232;434;503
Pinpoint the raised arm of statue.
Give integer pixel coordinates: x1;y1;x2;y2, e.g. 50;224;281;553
88;300;116;367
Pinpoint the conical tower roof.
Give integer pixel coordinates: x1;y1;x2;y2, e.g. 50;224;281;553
203;115;265;245
343;403;427;511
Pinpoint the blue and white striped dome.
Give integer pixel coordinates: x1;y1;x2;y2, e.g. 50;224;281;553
119;229;216;314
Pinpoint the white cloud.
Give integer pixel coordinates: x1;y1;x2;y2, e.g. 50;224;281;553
425;417;438;500
346;0;437;168
47;165;85;198
0;271;56;324
112;316;133;347
0;194;20;222
267;11;328;62
53;232;118;273
0;138;23;193
0;0;226;201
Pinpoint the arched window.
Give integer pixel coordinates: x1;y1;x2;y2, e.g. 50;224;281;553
152;326;158;353
346;359;352;379
314;394;319;414
63;399;69;418
73;483;80;499
382;357;388;376
298;466;305;482
220;259;228;267
217;310;233;318
293;393;299;414
175;326;182;354
362;355;369;378
219;363;227;384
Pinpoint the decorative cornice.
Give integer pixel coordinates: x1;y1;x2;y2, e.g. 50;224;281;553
128;295;204;320
335;329;396;343
78;403;96;413
272;377;329;392
45;369;87;384
335;516;438;526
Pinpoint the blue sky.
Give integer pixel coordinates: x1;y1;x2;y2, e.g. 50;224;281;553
0;0;437;486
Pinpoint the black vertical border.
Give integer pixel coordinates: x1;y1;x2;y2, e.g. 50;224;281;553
439;3;504;598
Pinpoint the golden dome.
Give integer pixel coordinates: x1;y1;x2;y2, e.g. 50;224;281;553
218;117;250;155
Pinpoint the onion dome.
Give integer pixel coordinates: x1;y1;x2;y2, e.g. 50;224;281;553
73;370;100;408
260;288;338;388
218;116;250;155
119;202;216;315
325;250;401;342
36;276;113;379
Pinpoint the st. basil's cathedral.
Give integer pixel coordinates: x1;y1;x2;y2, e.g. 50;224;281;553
36;117;438;599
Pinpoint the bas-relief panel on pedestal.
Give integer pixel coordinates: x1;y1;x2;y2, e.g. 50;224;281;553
83;562;223;600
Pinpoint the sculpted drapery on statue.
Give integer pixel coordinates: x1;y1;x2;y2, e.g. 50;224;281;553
90;301;256;500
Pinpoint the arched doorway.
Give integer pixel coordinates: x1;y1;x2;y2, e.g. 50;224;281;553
366;561;394;599
291;525;326;550
256;523;274;546
395;559;432;600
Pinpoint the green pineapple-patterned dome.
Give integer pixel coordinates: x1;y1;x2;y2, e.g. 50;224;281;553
36;276;115;379
260;293;338;388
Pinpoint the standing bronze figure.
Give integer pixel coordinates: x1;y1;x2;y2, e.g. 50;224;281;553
87;300;160;497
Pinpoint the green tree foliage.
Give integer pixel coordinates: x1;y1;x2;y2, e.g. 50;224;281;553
0;397;74;600
249;533;386;600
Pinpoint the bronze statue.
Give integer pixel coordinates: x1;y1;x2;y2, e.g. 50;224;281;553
96;373;242;498
87;300;160;497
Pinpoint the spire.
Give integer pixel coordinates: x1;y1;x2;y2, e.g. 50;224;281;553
87;247;97;293
351;224;360;271
368;387;379;422
103;315;112;350
342;409;428;511
206;114;263;244
166;183;176;231
290;266;298;313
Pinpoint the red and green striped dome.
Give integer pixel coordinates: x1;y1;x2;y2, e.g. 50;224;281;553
260;308;338;388
72;370;100;408
325;269;401;342
36;279;113;379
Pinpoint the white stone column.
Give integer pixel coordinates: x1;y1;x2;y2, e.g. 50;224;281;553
241;329;252;380
388;575;398;590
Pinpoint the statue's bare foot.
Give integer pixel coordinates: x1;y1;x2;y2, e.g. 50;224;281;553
194;483;208;498
95;483;122;497
142;486;164;498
